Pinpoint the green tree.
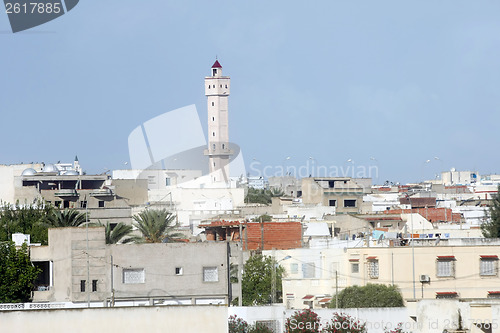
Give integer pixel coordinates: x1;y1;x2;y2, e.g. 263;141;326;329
241;254;285;306
481;185;500;238
329;284;404;308
245;188;272;205
268;187;284;197
0;200;53;245
251;214;272;222
47;208;87;228
133;208;183;243
0;242;40;303
285;309;322;333
95;221;140;244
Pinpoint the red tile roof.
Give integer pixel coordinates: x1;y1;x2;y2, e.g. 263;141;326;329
212;60;222;68
302;295;314;300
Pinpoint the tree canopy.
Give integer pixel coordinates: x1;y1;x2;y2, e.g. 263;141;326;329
481;185;500;238
329;284;404;308
241;254;285;306
47;208;87;228
245;187;286;205
0;242;40;303
133;208;183;243
0;200;53;245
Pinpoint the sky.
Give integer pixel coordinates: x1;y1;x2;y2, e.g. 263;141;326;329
1;1;500;184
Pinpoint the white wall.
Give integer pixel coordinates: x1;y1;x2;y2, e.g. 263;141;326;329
0;305;227;333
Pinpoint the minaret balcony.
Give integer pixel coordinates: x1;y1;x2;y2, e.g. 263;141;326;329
204;147;234;156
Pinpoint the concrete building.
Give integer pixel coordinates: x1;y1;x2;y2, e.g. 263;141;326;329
273;240;500;310
31;227;230;305
301;177;372;214
204;59;233;184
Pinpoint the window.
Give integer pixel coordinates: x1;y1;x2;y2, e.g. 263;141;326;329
328;180;335;188
302;262;315;278
212;143;216;150
212;102;214;106
92;280;97;292
208;85;210;89
225;84;228;88
80;280;86;292
63;201;70;208
367;259;379;279
54;201;61;208
212;117;215;121
290;263;298;274
222;144;225;150
351;263;359;273
203;267;218;282
480;256;498;276
329;199;336;207
212;69;217;76
98;201;105;208
80;201;87;208
212;85;215;88
175;267;183;276
123;268;145;284
212;132;215;137
344;199;356;208
436;257;456;277
165;178;171;186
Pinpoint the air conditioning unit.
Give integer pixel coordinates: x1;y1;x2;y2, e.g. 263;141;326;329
420;274;431;283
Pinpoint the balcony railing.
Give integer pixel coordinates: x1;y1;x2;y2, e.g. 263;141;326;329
90;189;113;197
54;189;78;197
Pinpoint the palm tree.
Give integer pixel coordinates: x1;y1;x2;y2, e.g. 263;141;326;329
47;208;87;227
132;208;183;243
95;221;141;244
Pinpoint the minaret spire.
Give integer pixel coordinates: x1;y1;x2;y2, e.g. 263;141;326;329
204;59;232;183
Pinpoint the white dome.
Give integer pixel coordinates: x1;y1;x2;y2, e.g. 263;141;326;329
63;170;79;176
42;164;58;173
21;168;37;176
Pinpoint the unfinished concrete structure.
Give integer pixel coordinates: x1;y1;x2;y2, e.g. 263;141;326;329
31;227;230;305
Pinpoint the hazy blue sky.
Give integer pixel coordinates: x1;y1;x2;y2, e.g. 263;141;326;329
1;1;500;184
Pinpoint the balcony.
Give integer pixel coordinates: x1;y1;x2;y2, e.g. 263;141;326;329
54;189;78;197
90;189;114;197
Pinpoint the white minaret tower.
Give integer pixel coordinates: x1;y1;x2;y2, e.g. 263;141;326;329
204;59;233;183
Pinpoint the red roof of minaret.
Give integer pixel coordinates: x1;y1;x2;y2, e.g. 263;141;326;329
212;60;222;68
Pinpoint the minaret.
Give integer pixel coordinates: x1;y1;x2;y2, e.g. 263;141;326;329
204;59;233;183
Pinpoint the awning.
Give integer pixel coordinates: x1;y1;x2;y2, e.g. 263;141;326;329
302;295;314;300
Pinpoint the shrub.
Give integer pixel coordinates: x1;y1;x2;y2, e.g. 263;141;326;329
285;309;321;333
229;315;248;333
248;322;273;333
323;313;366;333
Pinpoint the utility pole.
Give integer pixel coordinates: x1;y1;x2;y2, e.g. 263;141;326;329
260;216;264;251
238;223;243;306
335;271;339;308
110;255;115;307
271;248;276;304
86;195;90;308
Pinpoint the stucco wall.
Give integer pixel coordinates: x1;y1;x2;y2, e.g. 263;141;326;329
0;306;227;333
